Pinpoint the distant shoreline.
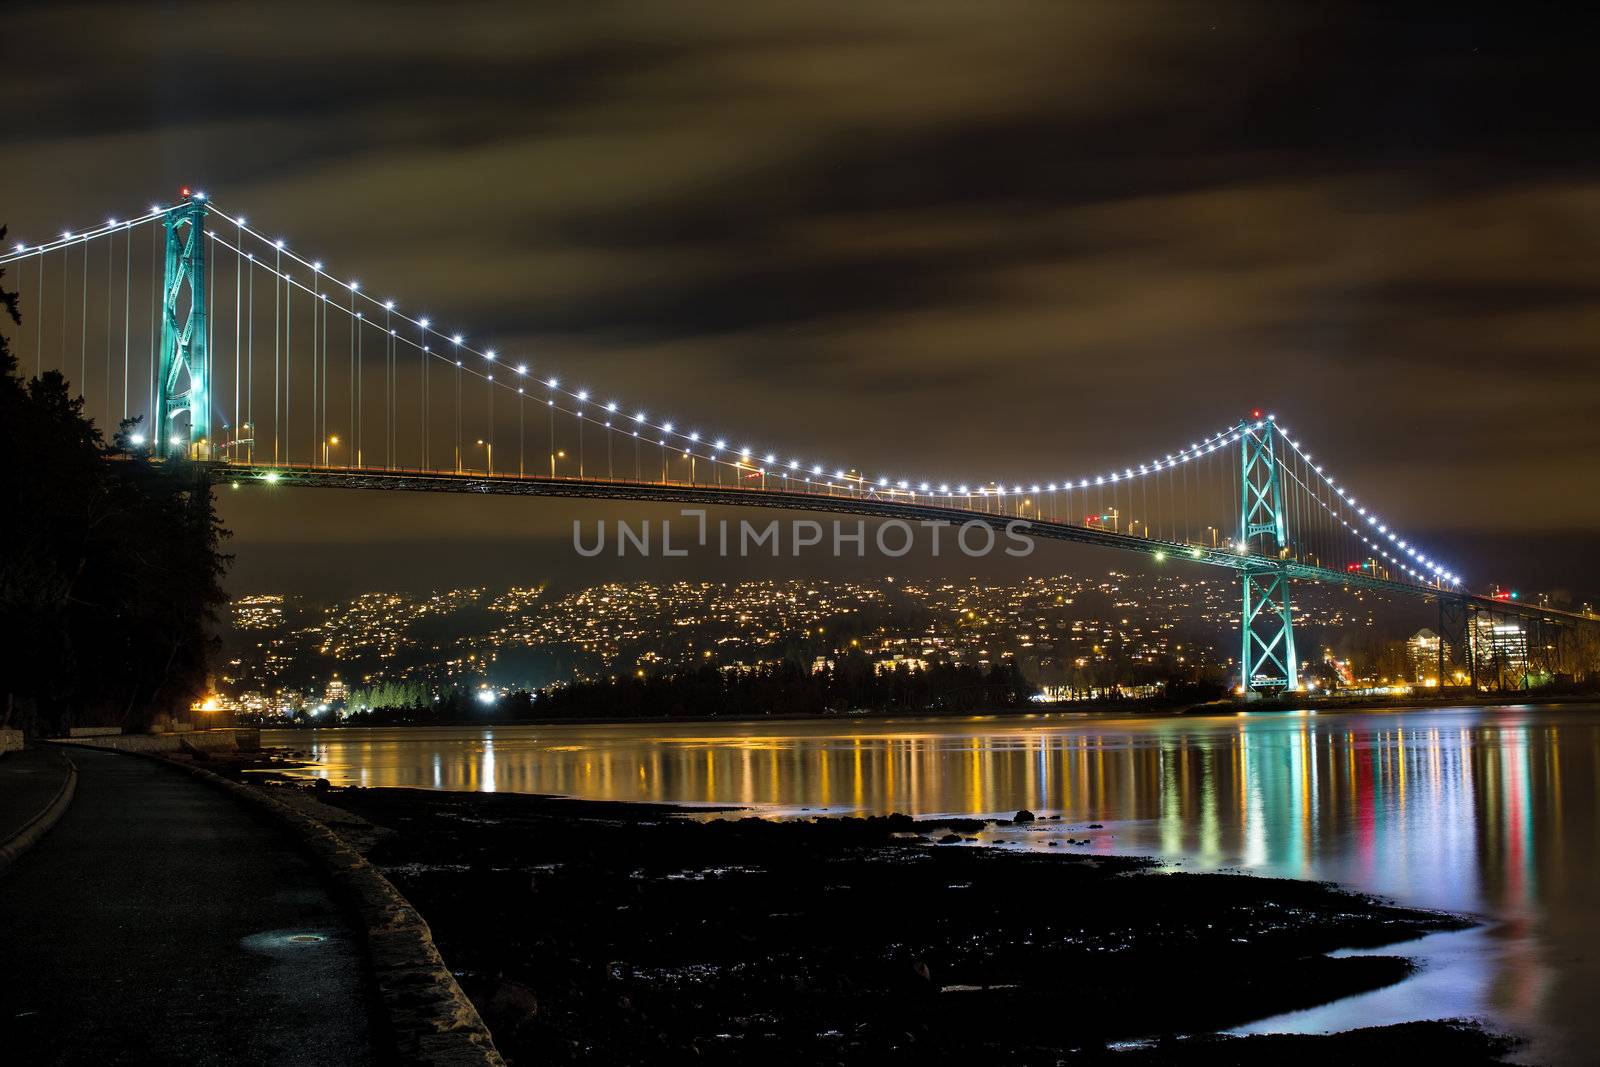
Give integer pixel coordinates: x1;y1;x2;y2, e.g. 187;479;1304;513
252;687;1600;732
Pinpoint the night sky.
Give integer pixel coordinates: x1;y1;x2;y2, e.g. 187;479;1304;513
4;3;1597;598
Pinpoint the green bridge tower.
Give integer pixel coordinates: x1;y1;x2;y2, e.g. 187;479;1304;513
1238;416;1299;697
154;195;210;459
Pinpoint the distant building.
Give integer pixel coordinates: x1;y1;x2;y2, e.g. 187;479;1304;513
1473;617;1528;675
324;675;348;707
1406;628;1450;683
873;655;929;675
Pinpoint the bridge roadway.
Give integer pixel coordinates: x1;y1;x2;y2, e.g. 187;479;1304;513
198;459;1592;626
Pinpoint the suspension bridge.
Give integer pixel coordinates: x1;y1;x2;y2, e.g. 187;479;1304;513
2;191;1593;697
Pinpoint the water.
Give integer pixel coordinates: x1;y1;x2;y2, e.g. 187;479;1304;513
263;704;1600;1062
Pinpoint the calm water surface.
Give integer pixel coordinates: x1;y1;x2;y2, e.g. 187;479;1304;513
263;704;1600;1063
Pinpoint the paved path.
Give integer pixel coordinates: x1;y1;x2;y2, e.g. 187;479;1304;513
0;747;71;844
0;747;375;1065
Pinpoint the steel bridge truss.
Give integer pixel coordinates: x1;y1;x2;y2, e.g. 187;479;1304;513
1437;597;1475;689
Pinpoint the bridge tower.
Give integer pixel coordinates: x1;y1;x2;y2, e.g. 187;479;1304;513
1237;416;1299;697
154;196;210;459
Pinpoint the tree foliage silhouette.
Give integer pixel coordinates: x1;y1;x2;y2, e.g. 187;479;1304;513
0;224;231;734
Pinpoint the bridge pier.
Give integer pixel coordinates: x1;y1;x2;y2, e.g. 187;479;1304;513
1240;565;1299;698
1237;418;1299;698
1437;596;1474;691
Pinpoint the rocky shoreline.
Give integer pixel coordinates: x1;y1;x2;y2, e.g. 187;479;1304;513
275;781;1519;1065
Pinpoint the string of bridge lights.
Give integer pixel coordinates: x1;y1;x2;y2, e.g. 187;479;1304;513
1273;423;1460;586
0;198;1289;523
218;198;1465;590
206;198;1269;504
206;199;1235;492
4;194;1459;590
1;201;183;261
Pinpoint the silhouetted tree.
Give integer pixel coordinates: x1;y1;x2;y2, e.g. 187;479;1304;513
0;225;231;734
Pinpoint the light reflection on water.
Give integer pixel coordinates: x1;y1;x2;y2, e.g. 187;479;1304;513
263;704;1600;1063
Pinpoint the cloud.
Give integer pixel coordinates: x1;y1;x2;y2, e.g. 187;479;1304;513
3;1;1597;587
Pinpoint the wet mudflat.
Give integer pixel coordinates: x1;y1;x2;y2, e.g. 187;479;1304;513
312;785;1518;1065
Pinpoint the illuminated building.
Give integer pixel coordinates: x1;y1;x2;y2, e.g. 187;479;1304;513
1406;628;1450;684
1473;617;1528;675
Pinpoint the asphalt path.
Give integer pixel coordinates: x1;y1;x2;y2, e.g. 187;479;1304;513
0;746;375;1064
0;746;70;843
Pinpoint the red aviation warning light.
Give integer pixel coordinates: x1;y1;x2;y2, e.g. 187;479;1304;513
181;187;191;198
1251;409;1262;419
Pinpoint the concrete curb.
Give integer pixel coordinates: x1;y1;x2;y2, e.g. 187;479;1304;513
128;752;505;1066
0;749;78;872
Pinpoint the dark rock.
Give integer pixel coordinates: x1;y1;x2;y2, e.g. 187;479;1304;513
481;977;540;1044
1013;810;1036;823
914;817;988;833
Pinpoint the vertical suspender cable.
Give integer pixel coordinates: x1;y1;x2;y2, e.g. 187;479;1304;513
235;219;242;458
148;225;157;421
122;225;131;420
311;274;317;460
1231;436;1241;547
420;322;429;470
1182;458;1189;545
207;232;215;448
275;249;282;464
286;267;294;465
355;309;361;467
349;308;356;467
247;256;254;463
1288;449;1301;561
104;236;112;428
384;307;391;469
79;242;87;396
60;245;68;380
35;254;43;377
322;290;329;457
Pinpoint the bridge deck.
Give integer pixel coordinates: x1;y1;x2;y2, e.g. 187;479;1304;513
203;460;1508;610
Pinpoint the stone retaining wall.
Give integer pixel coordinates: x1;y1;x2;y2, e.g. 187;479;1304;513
55;728;259;754
0;729;22;754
